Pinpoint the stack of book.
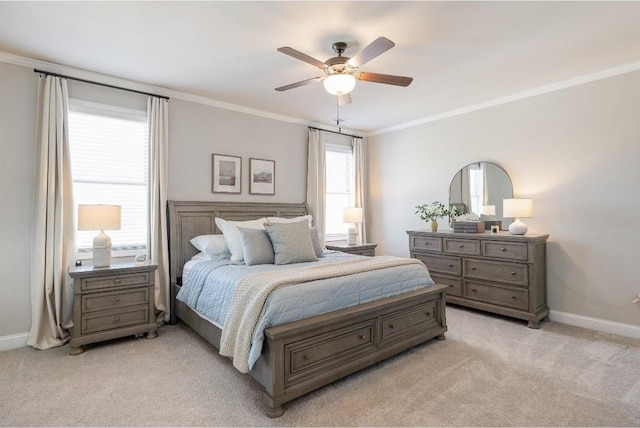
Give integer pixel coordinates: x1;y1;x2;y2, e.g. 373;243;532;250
453;221;485;233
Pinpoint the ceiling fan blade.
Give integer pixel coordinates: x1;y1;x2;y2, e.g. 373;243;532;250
275;76;324;92
357;72;413;87
338;93;352;105
277;47;327;69
347;37;395;68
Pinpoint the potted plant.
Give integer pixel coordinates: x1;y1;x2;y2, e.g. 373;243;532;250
415;201;459;232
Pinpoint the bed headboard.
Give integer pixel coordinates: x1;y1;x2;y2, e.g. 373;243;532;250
167;200;309;286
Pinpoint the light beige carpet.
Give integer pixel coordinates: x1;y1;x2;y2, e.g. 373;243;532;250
1;306;639;427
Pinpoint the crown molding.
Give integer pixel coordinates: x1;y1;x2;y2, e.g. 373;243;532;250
0;51;309;127
3;51;639;137
367;60;640;137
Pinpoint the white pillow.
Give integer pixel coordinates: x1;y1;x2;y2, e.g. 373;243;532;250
266;214;313;227
189;234;230;256
215;217;267;262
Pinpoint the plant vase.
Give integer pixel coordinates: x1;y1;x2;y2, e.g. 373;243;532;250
431;220;438;232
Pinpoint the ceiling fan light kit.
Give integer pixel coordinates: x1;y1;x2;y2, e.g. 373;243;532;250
323;74;356;96
275;37;413;101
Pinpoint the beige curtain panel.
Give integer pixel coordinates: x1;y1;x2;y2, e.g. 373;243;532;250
28;75;76;349
306;129;326;245
147;96;170;323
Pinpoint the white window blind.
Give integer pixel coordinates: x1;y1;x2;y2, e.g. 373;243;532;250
68;100;149;256
325;142;354;241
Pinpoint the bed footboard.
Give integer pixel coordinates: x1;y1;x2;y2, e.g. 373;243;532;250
250;284;448;417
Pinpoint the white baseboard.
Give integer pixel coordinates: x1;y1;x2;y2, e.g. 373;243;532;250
0;332;29;352
550;310;640;340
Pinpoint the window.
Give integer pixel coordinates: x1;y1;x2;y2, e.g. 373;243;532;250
68;100;149;257
325;142;354;241
468;163;484;215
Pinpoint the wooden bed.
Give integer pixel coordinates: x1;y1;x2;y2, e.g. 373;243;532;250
167;200;448;417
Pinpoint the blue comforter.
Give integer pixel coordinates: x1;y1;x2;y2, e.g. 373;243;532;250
177;251;434;370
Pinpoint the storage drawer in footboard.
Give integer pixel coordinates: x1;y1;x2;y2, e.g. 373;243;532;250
380;301;438;345
284;320;375;385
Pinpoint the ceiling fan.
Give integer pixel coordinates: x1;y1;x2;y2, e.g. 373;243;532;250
275;37;413;104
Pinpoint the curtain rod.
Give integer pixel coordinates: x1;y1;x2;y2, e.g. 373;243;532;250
308;126;363;140
34;69;169;100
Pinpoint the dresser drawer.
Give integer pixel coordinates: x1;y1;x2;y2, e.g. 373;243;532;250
381;301;438;342
415;254;461;276
287;321;375;376
464;258;528;287
82;287;149;313
79;271;152;292
443;238;481;256
483;241;528;261
464;280;528;310
411;236;442;252
430;274;462;297
81;305;149;334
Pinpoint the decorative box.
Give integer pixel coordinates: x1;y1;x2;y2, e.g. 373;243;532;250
453;221;485;233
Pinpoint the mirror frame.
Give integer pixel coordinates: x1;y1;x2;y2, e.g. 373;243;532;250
448;162;513;229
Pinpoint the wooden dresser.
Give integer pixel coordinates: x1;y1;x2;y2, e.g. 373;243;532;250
407;230;549;328
68;262;158;354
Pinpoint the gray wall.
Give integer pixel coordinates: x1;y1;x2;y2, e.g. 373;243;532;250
368;70;640;327
0;62;37;337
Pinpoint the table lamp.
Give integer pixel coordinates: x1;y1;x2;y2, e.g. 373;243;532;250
342;207;363;245
78;204;121;267
502;199;532;235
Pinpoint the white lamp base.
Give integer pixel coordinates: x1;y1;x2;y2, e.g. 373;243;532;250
508;218;528;235
346;225;357;245
93;230;112;267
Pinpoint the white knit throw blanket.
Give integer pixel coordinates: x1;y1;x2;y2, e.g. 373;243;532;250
219;255;426;373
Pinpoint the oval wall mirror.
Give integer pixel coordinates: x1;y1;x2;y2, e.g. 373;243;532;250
448;162;513;229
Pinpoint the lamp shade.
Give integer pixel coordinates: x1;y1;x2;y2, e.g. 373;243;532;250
323;74;356;96
480;205;496;216
342;207;363;224
503;199;533;219
78;205;121;231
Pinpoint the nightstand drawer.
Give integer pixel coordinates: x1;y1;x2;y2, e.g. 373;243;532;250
430;274;462;297
411;236;442;252
464;280;528;310
483;241;528;261
464;259;528;287
82;287;149;313
443;238;481;256
415;254;461;276
81;305;149;334
80;271;152;292
350;249;375;256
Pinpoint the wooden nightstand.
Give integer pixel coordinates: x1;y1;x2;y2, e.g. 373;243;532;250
326;241;377;256
68;262;159;355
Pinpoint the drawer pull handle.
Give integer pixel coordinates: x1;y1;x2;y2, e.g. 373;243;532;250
389;324;395;329
471;288;477;292
511;296;517;300
448;264;454;267
303;354;311;360
115;297;121;302
425;311;430;317
501;248;506;252
114;279;121;284
358;335;366;340
471;267;476;270
511;272;516;276
458;244;464;248
448;284;453;288
114;316;120;322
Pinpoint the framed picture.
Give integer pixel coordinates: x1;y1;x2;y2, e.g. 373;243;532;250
249;158;275;195
212;153;241;194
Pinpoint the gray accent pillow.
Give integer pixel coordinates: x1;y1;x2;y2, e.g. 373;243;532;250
309;226;324;258
265;220;318;265
237;227;274;266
